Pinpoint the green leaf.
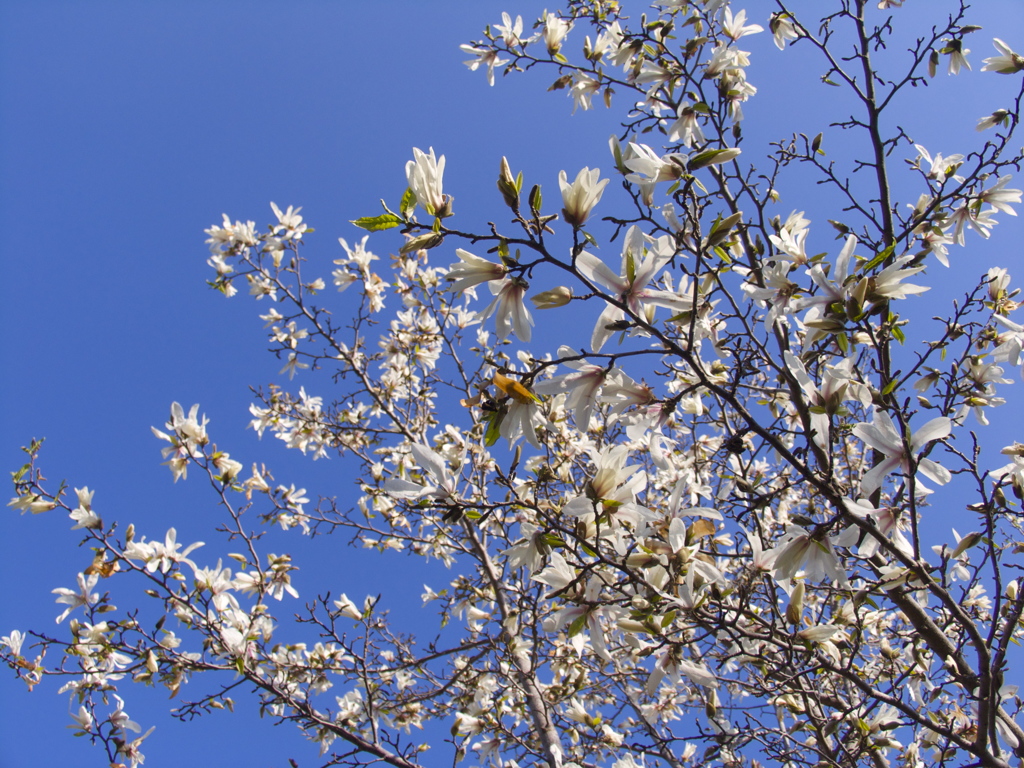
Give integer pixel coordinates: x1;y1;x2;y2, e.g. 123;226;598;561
568;613;588;637
836;333;849;354
351;213;402;232
861;243;895;272
529;184;543;213
399;188;416;217
892;325;906;344
881;379;899;396
484;412;504;447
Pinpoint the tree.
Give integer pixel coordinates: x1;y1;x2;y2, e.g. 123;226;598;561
5;1;1024;766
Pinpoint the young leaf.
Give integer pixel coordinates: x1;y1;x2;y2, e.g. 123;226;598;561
351;213;403;232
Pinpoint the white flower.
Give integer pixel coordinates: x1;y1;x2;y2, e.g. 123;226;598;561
460;45;507;86
383;442;460;501
543;12;572;55
494;13;526;47
405;147;449;217
769;526;848;586
446;249;506;293
559;167;609;227
721;8;763;41
533;552;576;596
569;71;602;112
333;593;363;620
978;175;1021;216
623;142;687;184
279;352;309;380
577;226;690;351
914;144;964;182
53;573;100;623
269;202;304;240
982;39;1024;75
534;346;622;431
1;630;25;656
769;12;800;50
977;109;1011;131
477;277;534;341
852;411;951;494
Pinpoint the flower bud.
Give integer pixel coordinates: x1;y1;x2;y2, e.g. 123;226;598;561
497;157;520;210
400;232;444;254
786;581;805;625
530;286;573;309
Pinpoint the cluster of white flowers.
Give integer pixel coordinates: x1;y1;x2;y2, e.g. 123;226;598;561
6;3;1024;768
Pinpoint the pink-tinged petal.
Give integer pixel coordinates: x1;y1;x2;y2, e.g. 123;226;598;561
910;416;951;451
577;250;625;294
860;456;901;495
409;443;446;485
591;302;624;353
918;457;951;486
852;411;902;454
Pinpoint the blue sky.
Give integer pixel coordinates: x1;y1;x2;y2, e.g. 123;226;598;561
2;1;1022;766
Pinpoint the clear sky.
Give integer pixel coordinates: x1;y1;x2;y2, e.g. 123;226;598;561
2;1;1022;766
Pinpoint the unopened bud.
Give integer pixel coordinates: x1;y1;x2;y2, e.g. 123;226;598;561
786;581;805;626
530;286;573;309
400;232;444;254
497;157;520;210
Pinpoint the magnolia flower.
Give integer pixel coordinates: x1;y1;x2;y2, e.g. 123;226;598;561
383;442;460;501
977;109;1011;131
333;593;363;620
943;39;971;75
533;551;577;597
460;45;507;86
494;12;526;47
721;8;763;41
7;493;56;515
500;394;544;448
914;144;964;181
1;630;25;656
561;444;648;530
992;314;1024;376
769;12;800;50
477;277;534;341
53;573;100;624
623;142;687;184
577;226;690;351
798;234;858;312
666;102;706;147
769;526;848;586
991;443;1024;499
446;249;506;293
559;167;609;227
543;12;572;55
978;175;1022;216
269;203;304;240
67;706;94;734
533;345;623;431
569;71;601;112
866;255;929;302
853;411;952;494
279;352;309;380
530;286;572;309
405;147;449;217
982;39;1024;74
